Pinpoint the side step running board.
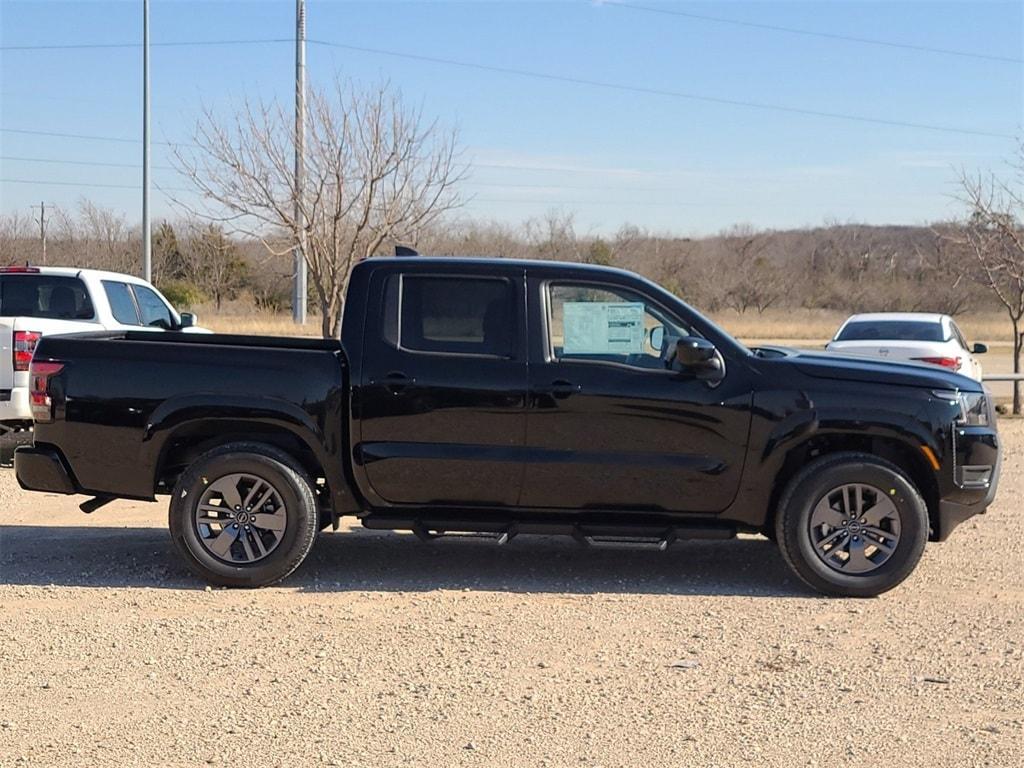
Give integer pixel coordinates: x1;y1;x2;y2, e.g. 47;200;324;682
399;520;733;550
573;533;671;551
411;522;519;546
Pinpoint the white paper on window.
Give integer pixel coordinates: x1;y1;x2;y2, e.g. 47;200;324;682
562;302;645;354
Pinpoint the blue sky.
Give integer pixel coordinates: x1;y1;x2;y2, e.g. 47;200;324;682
1;0;1021;236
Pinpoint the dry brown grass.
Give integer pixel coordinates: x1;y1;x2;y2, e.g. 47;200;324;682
710;308;1014;345
198;307;1018;347
199;312;321;337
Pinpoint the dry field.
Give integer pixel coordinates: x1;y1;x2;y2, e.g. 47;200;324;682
201;308;1021;403
1;422;1021;767
199;308;1015;345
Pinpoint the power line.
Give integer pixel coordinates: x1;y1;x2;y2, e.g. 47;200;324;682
0;177;192;192
0;154;179;171
2;176;715;207
0;127;193;147
0;38;290;52
0;34;1014;138
0;155;680;192
601;1;1024;65
306;40;1015;139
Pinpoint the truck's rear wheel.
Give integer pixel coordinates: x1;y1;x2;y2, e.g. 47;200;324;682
169;443;319;587
775;452;928;598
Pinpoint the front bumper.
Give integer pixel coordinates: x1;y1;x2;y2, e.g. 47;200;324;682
934;426;1001;541
14;444;78;495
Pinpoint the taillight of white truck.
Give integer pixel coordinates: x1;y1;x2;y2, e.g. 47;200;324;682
29;360;64;422
13;330;42;372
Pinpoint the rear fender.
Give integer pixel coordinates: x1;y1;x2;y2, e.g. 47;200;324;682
143;395;356;513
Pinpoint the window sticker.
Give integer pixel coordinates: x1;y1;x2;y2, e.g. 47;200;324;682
562;302;645;354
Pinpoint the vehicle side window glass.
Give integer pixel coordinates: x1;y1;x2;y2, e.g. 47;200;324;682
547;284;688;369
397;275;514;357
102;281;140;325
0;276;95;320
132;284;175;330
952;323;969;349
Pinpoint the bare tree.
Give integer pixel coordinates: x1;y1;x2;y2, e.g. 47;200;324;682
179;221;248;310
174;77;465;337
951;143;1024;413
719;228;784;314
0;211;34;265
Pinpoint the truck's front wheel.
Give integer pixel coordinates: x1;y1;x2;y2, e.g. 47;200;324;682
775;453;928;597
168;443;319;587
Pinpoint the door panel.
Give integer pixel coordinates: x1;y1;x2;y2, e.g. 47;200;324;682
521;276;752;513
357;269;528;507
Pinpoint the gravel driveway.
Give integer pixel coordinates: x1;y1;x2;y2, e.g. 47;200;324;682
1;421;1021;767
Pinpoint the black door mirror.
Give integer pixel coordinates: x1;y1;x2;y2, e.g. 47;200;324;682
972;342;988;354
179;312;197;329
675;336;724;381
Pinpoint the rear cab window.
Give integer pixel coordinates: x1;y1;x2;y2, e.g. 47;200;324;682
382;274;515;357
836;320;946;342
0;275;95;320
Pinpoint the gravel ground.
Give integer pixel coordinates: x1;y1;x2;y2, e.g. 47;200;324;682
1;422;1021;768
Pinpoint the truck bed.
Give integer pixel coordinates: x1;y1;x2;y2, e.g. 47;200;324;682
23;330;349;507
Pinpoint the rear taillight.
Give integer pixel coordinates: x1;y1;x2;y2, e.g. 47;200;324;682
913;356;962;371
29;360;63;423
13;330;41;372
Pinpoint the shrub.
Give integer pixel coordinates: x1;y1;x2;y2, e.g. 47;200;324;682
159;280;208;309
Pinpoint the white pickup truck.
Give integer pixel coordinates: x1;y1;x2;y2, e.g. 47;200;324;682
0;266;208;460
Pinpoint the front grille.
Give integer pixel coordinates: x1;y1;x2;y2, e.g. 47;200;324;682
0;390;11;402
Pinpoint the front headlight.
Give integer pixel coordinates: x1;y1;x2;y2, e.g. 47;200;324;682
933;390;989;426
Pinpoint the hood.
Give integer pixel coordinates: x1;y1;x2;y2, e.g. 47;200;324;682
769;348;983;392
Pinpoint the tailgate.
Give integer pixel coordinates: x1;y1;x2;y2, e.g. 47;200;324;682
0;317;103;391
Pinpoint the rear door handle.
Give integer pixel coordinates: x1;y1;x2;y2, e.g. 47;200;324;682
550;379;580;399
376;371;416;394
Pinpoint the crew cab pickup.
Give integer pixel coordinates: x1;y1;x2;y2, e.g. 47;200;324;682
0;266;207;461
15;257;1001;596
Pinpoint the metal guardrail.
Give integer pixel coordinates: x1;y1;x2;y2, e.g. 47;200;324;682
983;374;1024;382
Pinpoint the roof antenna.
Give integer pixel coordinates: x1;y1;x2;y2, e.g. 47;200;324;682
395;245;420;257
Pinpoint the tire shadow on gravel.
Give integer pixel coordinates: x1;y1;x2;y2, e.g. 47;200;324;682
0;525;807;597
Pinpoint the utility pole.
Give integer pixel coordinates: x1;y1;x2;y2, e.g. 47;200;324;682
293;0;308;325
30;202;47;264
142;0;152;281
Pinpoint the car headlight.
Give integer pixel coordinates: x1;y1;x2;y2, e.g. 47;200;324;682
933;390;989;426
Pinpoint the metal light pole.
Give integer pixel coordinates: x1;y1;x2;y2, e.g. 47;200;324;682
292;0;308;325
142;0;152;281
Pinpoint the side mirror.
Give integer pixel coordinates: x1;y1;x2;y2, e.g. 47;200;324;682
179;312;197;329
972;342;988;354
650;325;665;351
675;336;723;381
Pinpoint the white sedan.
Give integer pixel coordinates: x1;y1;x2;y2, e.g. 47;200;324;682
825;312;986;381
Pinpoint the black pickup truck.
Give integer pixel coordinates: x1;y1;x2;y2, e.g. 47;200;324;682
15;257;1001;596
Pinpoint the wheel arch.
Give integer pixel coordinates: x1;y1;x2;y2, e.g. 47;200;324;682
144;397;357;516
764;433;940;540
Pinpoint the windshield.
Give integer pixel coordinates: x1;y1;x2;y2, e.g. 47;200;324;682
835;320;947;343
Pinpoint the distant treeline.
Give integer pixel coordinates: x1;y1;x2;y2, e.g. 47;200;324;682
0;203;986;317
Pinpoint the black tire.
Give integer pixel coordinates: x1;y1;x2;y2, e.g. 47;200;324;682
168;442;319;587
775;452;928;598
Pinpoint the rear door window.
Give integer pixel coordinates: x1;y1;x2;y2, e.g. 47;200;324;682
102;281;141;325
131;285;175;330
387;275;515;357
0;275;95;320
